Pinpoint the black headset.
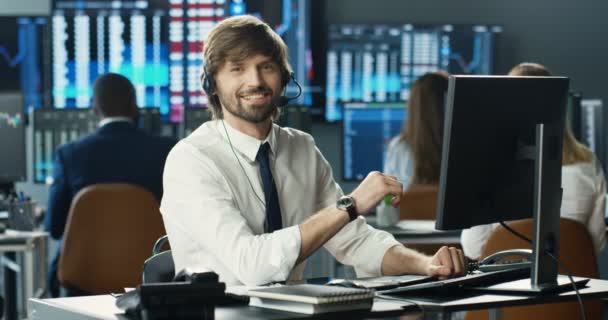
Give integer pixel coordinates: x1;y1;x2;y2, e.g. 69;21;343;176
201;67;302;107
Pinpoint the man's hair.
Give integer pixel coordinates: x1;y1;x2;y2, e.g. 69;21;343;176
202;15;292;119
92;73;137;118
508;62;593;165
400;71;449;185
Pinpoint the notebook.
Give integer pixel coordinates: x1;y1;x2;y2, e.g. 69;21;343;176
247;284;374;314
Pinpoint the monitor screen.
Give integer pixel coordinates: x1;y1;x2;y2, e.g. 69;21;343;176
0;92;26;183
325;24;502;122
51;0;171;115
32;107;162;184
0;16;48;111
50;0;315;122
342;102;405;181
436;76;569;230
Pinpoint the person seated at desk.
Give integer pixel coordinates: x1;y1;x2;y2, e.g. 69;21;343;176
44;73;177;297
377;71;449;226
160;15;466;287
461;62;607;260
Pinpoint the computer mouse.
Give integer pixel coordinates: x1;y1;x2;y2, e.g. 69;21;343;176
325;279;360;288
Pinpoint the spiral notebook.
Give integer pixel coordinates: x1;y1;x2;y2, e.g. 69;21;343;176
247;284;374;314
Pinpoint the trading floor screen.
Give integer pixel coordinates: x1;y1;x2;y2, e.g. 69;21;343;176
0;17;48;111
342;103;405;181
50;0;314;122
326;24;501;121
0;93;26;183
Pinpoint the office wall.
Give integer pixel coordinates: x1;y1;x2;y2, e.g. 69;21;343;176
316;0;608;193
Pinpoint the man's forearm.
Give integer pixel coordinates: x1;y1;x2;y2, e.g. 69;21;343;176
297;206;350;264
381;244;431;276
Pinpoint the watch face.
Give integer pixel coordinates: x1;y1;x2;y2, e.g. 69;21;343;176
337;196;353;209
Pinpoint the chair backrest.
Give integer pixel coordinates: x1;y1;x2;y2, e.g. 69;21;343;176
465;218;602;320
58;183;166;294
400;184;438;220
142;235;175;283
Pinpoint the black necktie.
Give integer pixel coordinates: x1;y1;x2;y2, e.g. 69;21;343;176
256;142;283;232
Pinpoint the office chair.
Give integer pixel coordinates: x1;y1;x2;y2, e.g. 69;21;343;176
465;218;602;320
399;184;438;220
58;183;166;294
142;235;175;283
399;184;447;255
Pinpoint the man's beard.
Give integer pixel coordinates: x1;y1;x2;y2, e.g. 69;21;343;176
217;87;278;123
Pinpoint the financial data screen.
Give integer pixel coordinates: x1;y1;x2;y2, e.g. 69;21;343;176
326;24;501;121
0;17;48;111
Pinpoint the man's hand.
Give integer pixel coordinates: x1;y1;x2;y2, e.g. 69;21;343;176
350;171;402;215
426;246;467;279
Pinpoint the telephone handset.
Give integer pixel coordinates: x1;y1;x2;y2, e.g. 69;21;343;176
477;249;532;273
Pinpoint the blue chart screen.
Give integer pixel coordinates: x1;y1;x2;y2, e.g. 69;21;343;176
326;24;501;121
0;93;26;182
0;17;47;111
51;0;170;115
343;105;406;181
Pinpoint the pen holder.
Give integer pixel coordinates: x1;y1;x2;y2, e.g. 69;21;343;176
8;200;36;231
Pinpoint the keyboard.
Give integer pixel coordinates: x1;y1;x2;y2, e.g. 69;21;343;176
326;274;433;290
379;267;530;295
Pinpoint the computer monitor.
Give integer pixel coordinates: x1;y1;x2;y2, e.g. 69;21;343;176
342;102;405;181
325;23;502;122
436;75;569;292
0;16;48;112
49;0;316;122
0;92;27;183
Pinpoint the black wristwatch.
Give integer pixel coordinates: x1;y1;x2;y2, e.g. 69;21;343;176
337;195;358;222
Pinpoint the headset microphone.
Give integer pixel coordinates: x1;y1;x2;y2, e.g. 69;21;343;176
276;73;302;107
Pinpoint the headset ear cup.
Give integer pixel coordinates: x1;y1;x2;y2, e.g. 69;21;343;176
282;71;293;88
202;69;214;95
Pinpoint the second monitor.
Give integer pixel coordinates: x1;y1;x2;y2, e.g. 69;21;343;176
437;75;570;291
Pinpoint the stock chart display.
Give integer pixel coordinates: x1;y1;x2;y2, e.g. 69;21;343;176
327;24;502;121
50;0;313;122
0;17;47;111
0;93;26;182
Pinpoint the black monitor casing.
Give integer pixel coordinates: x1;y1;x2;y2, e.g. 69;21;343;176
436;75;569;291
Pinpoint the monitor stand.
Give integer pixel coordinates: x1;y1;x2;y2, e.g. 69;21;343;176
493;123;587;294
473;276;590;294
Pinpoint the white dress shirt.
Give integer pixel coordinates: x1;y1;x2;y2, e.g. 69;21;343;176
461;157;607;260
160;120;400;286
98;116;133;127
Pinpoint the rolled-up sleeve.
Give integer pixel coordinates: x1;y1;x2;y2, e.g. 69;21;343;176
160;142;301;286
324;219;400;277
312;144;400;277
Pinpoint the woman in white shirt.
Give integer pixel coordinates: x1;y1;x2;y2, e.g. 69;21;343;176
461;63;607;260
377;71;449;226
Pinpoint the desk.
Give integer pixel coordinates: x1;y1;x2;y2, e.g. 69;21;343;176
0;230;49;320
29;278;608;320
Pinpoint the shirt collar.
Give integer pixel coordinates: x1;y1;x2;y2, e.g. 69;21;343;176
218;120;278;163
98;117;133;128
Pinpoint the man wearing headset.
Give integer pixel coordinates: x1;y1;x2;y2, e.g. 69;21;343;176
160;15;466;286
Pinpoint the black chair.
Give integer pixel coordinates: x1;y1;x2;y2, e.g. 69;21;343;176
142;235;175;283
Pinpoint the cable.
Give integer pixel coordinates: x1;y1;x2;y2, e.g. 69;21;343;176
498;221;587;320
546;251;587;320
221;120;267;221
375;293;426;318
499;222;532;244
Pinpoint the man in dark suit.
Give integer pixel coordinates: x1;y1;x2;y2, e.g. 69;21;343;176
44;73;176;296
